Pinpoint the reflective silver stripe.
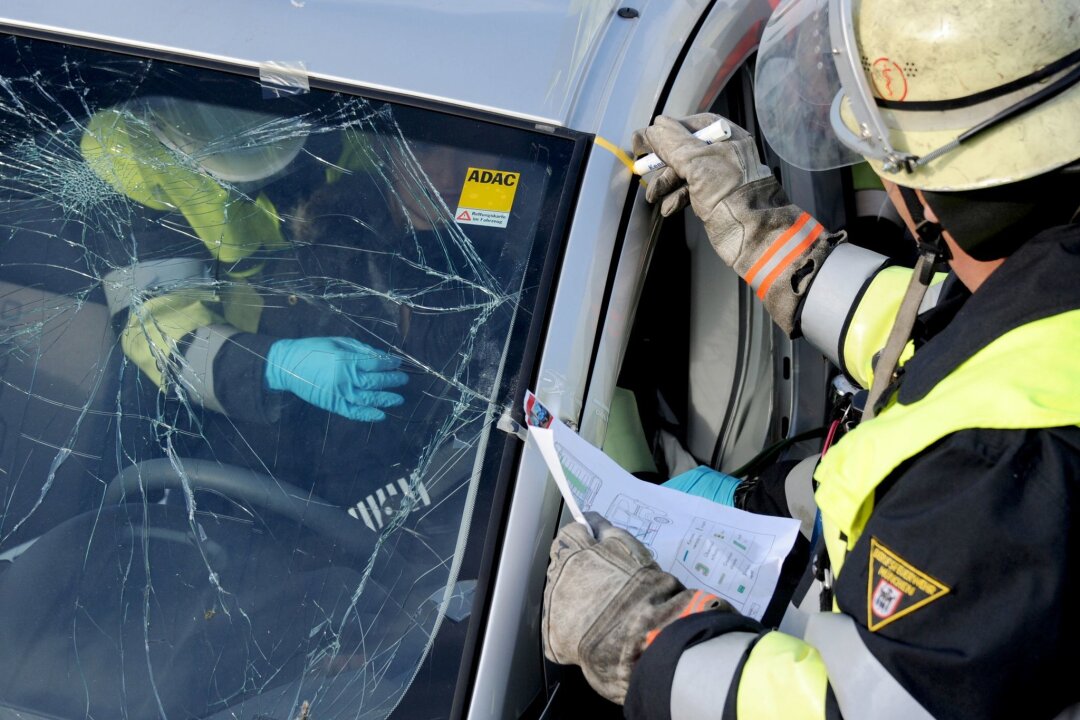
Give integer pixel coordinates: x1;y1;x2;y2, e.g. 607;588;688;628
670;631;757;720
784;454;820;539
804;613;934;719
801;243;889;368
779;603;812;636
366;494;383;528
746;213;822;295
102;258;210;317
415;477;432;505
176;323;238;414
855;189;903;227
348;500;378;531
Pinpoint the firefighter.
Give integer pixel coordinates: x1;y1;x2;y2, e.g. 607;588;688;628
82;97;408;423
542;0;1080;717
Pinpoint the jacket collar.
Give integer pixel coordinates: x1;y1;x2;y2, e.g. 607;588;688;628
898;223;1080;404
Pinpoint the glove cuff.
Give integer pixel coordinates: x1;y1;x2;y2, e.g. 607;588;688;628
643;590;727;647
263;338;293;392
578;570;727;705
662;466;742;507
708;179;837;335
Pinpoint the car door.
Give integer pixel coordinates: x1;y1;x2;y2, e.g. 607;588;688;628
470;0;836;717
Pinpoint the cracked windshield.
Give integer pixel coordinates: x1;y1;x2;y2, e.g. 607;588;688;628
0;35;579;720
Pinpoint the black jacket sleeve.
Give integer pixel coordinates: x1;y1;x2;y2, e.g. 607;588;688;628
212;332;284;424
833;425;1080;720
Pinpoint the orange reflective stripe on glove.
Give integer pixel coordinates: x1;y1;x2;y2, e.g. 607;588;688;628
633;113;838;335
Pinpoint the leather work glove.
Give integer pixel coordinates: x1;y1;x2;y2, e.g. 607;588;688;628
633;113;837;335
264;336;408;421
543;511;732;704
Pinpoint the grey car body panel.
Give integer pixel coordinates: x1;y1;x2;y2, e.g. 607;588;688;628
0;0;622;127
472;1;777;718
0;1;786;717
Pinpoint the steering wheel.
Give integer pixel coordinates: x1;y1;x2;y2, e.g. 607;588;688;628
103;458;377;558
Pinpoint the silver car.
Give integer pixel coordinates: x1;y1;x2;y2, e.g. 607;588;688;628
0;2;845;718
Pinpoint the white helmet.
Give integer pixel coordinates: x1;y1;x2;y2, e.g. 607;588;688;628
142;97;306;186
754;0;1080;191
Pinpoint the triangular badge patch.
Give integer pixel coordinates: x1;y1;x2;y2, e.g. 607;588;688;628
867;537;950;632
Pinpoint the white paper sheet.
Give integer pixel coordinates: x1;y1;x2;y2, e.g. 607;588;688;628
525;391;800;620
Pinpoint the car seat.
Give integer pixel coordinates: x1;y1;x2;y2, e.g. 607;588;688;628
0;282;119;552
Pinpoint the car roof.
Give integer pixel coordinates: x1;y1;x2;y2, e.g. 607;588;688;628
0;0;637;127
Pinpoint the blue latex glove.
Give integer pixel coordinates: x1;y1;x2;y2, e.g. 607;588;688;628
662;465;742;507
264;337;408;421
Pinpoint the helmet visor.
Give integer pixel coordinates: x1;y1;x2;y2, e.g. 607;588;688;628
753;0;862;171
144;97;306;184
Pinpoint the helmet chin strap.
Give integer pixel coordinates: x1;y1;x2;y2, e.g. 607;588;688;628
897;185;952;279
862;187;952;421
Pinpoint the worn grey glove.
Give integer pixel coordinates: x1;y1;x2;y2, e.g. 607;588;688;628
542;511;731;704
633;113;837;335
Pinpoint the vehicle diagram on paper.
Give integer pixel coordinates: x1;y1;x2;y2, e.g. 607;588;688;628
524;391;800;620
675;517;773;618
606;494;670;555
555;444;602;509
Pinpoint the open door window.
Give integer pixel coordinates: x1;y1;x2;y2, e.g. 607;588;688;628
614;62;827;484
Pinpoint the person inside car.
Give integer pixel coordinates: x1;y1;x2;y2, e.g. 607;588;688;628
81;97;409;425
542;0;1080;717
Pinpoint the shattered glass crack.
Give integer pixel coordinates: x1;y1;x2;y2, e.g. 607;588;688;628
0;34;572;720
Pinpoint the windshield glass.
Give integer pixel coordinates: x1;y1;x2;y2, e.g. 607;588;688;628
0;34;581;720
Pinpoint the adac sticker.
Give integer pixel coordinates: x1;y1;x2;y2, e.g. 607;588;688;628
455;167;520;229
867;537;949;632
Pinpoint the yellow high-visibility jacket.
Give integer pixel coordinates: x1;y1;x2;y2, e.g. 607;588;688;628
81;107;284;412
626;225;1080;720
